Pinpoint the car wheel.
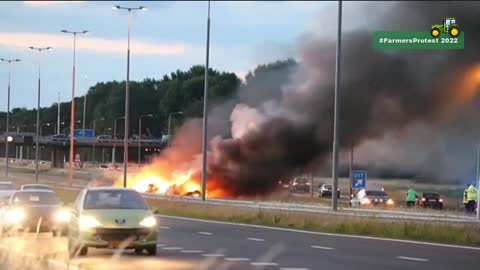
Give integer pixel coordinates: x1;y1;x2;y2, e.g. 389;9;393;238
146;245;157;256
134;248;144;255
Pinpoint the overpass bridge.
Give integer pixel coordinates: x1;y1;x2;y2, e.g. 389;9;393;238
0;132;167;168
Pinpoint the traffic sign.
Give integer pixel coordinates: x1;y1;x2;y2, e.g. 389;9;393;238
352;170;367;189
74;129;95;138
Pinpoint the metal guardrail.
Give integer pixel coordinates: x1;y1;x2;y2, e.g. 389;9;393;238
40;179;477;223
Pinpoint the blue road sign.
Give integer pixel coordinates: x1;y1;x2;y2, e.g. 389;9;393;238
74;129;95;138
352;170;367;189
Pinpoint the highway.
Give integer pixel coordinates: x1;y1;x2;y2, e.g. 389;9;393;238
0;215;478;270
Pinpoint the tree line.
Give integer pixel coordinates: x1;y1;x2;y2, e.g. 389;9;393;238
0;59;297;139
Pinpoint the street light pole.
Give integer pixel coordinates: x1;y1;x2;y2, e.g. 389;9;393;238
168;111;183;147
112;116;125;167
29;46;51;183
1;58;20;179
113;5;147;188
61;29;88;187
138;114;153;166
82;75;87;136
201;0;211;202
92;117;104;168
331;0;342;212
57;92;61;135
476;142;480;221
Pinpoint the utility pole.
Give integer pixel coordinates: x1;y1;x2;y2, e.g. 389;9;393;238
201;0;211;202
57;92;61;135
82;75;87;136
0;58;21;179
349;145;353;205
331;0;342;211
476;143;480;221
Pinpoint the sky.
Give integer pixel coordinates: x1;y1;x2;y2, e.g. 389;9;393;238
0;1;328;111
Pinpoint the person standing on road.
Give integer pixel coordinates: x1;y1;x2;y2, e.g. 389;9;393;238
406;187;417;208
463;185;469;213
466;184;478;215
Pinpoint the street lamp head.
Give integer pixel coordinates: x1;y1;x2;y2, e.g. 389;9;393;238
46;47;52;50
29;46;34;50
82;30;89;35
14;59;20;62
113;5;120;10
139;6;147;11
178;111;184;115
61;30;68;33
147;114;153;117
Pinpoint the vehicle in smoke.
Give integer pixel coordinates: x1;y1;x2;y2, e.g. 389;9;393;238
0;190;70;236
430;17;460;38
318;184;340;198
289;177;311;193
418;192;443;210
351;189;395;208
67;188;158;257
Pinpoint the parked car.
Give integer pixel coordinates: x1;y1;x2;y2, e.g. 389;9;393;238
289;177;311;193
418;192;443;209
318;184;340;198
352;189;395;207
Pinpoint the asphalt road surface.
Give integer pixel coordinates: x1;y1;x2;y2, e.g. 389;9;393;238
0;216;479;270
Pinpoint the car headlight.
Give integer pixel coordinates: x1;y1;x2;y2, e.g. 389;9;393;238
79;215;102;230
54;209;71;223
387;199;394;205
139;216;157;228
5;208;25;224
363;198;371;205
439;199;443;203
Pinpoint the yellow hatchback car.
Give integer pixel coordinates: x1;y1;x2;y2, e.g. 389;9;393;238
67;187;158;257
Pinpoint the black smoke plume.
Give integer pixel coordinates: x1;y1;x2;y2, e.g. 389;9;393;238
165;2;480;197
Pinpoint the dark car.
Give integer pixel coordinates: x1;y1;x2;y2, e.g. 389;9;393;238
0;190;70;236
289;178;311;193
319;184;340;198
353;189;395;207
418;192;443;209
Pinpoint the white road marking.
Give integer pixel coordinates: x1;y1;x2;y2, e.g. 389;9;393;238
159;226;171;229
250;262;278;266
181;250;203;254
158;215;480;251
197;231;212;235
310;245;335;250
247;237;265;242
224;258;251;261
156;244;166;247
397;256;429;262
162;247;183;250
202;254;225;257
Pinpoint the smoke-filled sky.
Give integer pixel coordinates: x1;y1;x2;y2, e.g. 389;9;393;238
146;1;480;197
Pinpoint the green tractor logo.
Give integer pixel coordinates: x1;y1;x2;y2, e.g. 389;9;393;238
431;17;460;38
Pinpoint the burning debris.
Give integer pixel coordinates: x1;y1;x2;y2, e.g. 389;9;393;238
115;2;480;198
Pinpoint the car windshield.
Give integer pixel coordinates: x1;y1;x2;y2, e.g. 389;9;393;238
12;192;59;205
84;190;149;210
0;183;15;190
366;190;388;196
22;185;50;191
324;185;332;189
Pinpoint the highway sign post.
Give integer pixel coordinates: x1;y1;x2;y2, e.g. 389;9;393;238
352;170;367;189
